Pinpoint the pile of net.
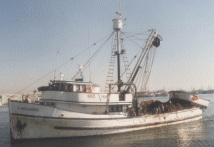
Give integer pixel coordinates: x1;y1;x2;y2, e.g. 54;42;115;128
140;99;192;115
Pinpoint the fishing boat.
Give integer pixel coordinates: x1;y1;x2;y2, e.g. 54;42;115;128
8;10;209;140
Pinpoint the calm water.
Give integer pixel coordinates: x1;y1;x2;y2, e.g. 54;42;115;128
1;94;214;147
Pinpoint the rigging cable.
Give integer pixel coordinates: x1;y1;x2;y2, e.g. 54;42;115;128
140;47;157;91
121;31;148;50
12;32;114;96
110;31;149;90
119;31;151;80
72;31;115;80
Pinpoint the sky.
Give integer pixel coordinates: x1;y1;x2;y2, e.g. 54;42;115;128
1;0;214;94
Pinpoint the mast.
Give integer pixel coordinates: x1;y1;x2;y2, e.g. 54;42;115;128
113;11;122;91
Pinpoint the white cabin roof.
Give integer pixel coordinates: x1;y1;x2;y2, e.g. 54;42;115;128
50;80;97;86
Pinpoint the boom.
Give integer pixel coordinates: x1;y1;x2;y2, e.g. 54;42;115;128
128;29;162;83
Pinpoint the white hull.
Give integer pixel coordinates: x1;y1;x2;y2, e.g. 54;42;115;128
9;100;203;140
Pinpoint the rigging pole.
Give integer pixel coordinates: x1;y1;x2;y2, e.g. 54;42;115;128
88;28;91;82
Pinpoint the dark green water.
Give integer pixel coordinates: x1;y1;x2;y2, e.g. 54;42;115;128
1;94;214;147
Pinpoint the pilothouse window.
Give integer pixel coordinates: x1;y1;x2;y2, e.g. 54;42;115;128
68;84;73;92
82;85;86;92
63;84;68;91
76;85;80;92
109;105;123;112
55;83;60;90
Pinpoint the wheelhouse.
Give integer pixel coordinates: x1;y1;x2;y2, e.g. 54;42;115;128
38;80;100;93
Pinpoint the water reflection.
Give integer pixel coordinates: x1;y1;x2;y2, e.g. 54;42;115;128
176;121;202;147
